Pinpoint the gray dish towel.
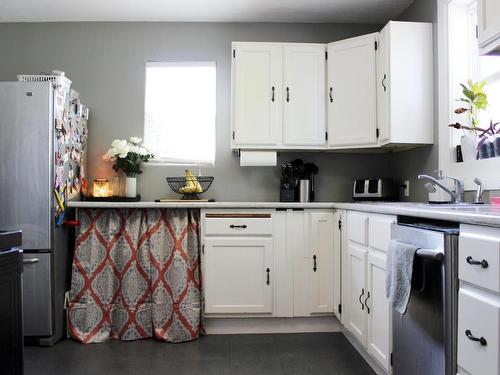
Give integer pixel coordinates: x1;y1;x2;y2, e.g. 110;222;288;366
385;239;419;314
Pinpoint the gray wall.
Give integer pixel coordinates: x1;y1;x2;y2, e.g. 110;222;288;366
0;21;397;202
392;0;439;201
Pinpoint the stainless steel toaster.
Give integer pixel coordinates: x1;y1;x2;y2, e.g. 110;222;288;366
352;178;395;200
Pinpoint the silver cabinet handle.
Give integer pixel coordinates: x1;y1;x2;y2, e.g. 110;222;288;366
23;258;40;264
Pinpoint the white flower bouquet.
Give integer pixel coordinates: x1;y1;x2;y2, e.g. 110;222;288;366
103;137;153;177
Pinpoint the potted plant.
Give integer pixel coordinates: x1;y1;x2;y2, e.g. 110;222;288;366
449;80;488;161
103;137;153;197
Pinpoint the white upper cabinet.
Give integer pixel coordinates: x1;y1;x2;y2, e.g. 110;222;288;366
231;21;433;152
231;42;326;150
478;0;500;54
283;45;326;146
231;43;282;147
327;33;378;148
376;21;433;146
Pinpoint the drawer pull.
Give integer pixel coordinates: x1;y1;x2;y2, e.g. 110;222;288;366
23;258;39;264
359;288;365;310
466;256;489;269
229;224;247;229
465;329;487;346
313;254;317;272
266;268;270;285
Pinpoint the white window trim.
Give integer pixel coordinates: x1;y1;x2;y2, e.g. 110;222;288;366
143;61;217;167
438;0;500;191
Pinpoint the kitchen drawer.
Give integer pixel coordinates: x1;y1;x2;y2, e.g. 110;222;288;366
347;212;369;246
204;213;273;236
368;214;395;253
22;253;52;336
458;288;500;375
459;225;500;293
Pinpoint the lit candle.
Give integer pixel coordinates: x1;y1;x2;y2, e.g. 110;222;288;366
93;178;110;197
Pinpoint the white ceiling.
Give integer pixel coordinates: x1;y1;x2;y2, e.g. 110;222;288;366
0;0;414;23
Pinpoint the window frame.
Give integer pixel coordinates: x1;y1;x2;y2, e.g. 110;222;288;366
143;60;217;167
438;0;500;191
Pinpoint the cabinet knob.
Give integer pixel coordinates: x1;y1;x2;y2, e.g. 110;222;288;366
466;256;488;268
465;329;487;346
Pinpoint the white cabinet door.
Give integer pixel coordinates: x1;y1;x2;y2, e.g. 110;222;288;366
478;0;500;53
327;33;378;147
376;25;390;145
333;211;342;318
203;237;273;314
231;43;282;146
283;45;326;146
309;211;335;314
347;243;368;345
366;250;391;371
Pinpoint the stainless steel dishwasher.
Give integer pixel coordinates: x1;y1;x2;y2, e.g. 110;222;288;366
391;220;459;375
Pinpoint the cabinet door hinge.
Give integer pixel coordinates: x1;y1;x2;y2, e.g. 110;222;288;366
232;130;235;140
338;304;342;315
376;128;380;138
338;219;342;230
375;41;378;50
325;131;328;141
325;51;328;60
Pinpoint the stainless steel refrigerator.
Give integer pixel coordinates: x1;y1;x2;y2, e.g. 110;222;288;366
0;79;89;345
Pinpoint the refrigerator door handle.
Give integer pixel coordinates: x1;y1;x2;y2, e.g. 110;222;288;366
23;258;40;264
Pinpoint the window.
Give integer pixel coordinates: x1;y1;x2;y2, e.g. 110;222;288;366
144;62;216;165
438;0;500;190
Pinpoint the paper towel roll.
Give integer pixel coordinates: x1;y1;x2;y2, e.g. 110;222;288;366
240;151;277;167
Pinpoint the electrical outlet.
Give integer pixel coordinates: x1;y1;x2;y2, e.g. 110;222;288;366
403;180;410;197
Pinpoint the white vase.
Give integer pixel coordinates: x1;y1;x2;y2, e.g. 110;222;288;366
125;177;137;198
460;133;478;162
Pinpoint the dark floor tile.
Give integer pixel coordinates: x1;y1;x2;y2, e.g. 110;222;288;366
24;332;374;375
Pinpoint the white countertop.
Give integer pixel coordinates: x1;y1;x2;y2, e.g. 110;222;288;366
67;201;336;209
67;200;500;227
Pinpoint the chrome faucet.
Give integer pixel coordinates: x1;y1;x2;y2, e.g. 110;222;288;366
473;177;484;204
418;173;465;203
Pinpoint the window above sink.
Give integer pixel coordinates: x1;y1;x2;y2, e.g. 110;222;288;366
439;0;500;191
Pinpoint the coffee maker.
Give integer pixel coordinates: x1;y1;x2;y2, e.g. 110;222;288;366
280;159;319;202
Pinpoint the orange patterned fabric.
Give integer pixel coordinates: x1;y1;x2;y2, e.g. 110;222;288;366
67;208;202;343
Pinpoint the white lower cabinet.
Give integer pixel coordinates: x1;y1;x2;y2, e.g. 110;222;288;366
344;211;394;372
366;250;391;370
203;237;273;314
458;224;500;375
201;209;340;319
346;243;368;343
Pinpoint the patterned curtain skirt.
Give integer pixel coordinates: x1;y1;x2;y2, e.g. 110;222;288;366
67;208;202;343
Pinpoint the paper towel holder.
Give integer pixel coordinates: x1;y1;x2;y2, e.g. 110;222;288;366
233;149;281;158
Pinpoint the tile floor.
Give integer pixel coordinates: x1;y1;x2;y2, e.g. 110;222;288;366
24;332;375;375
